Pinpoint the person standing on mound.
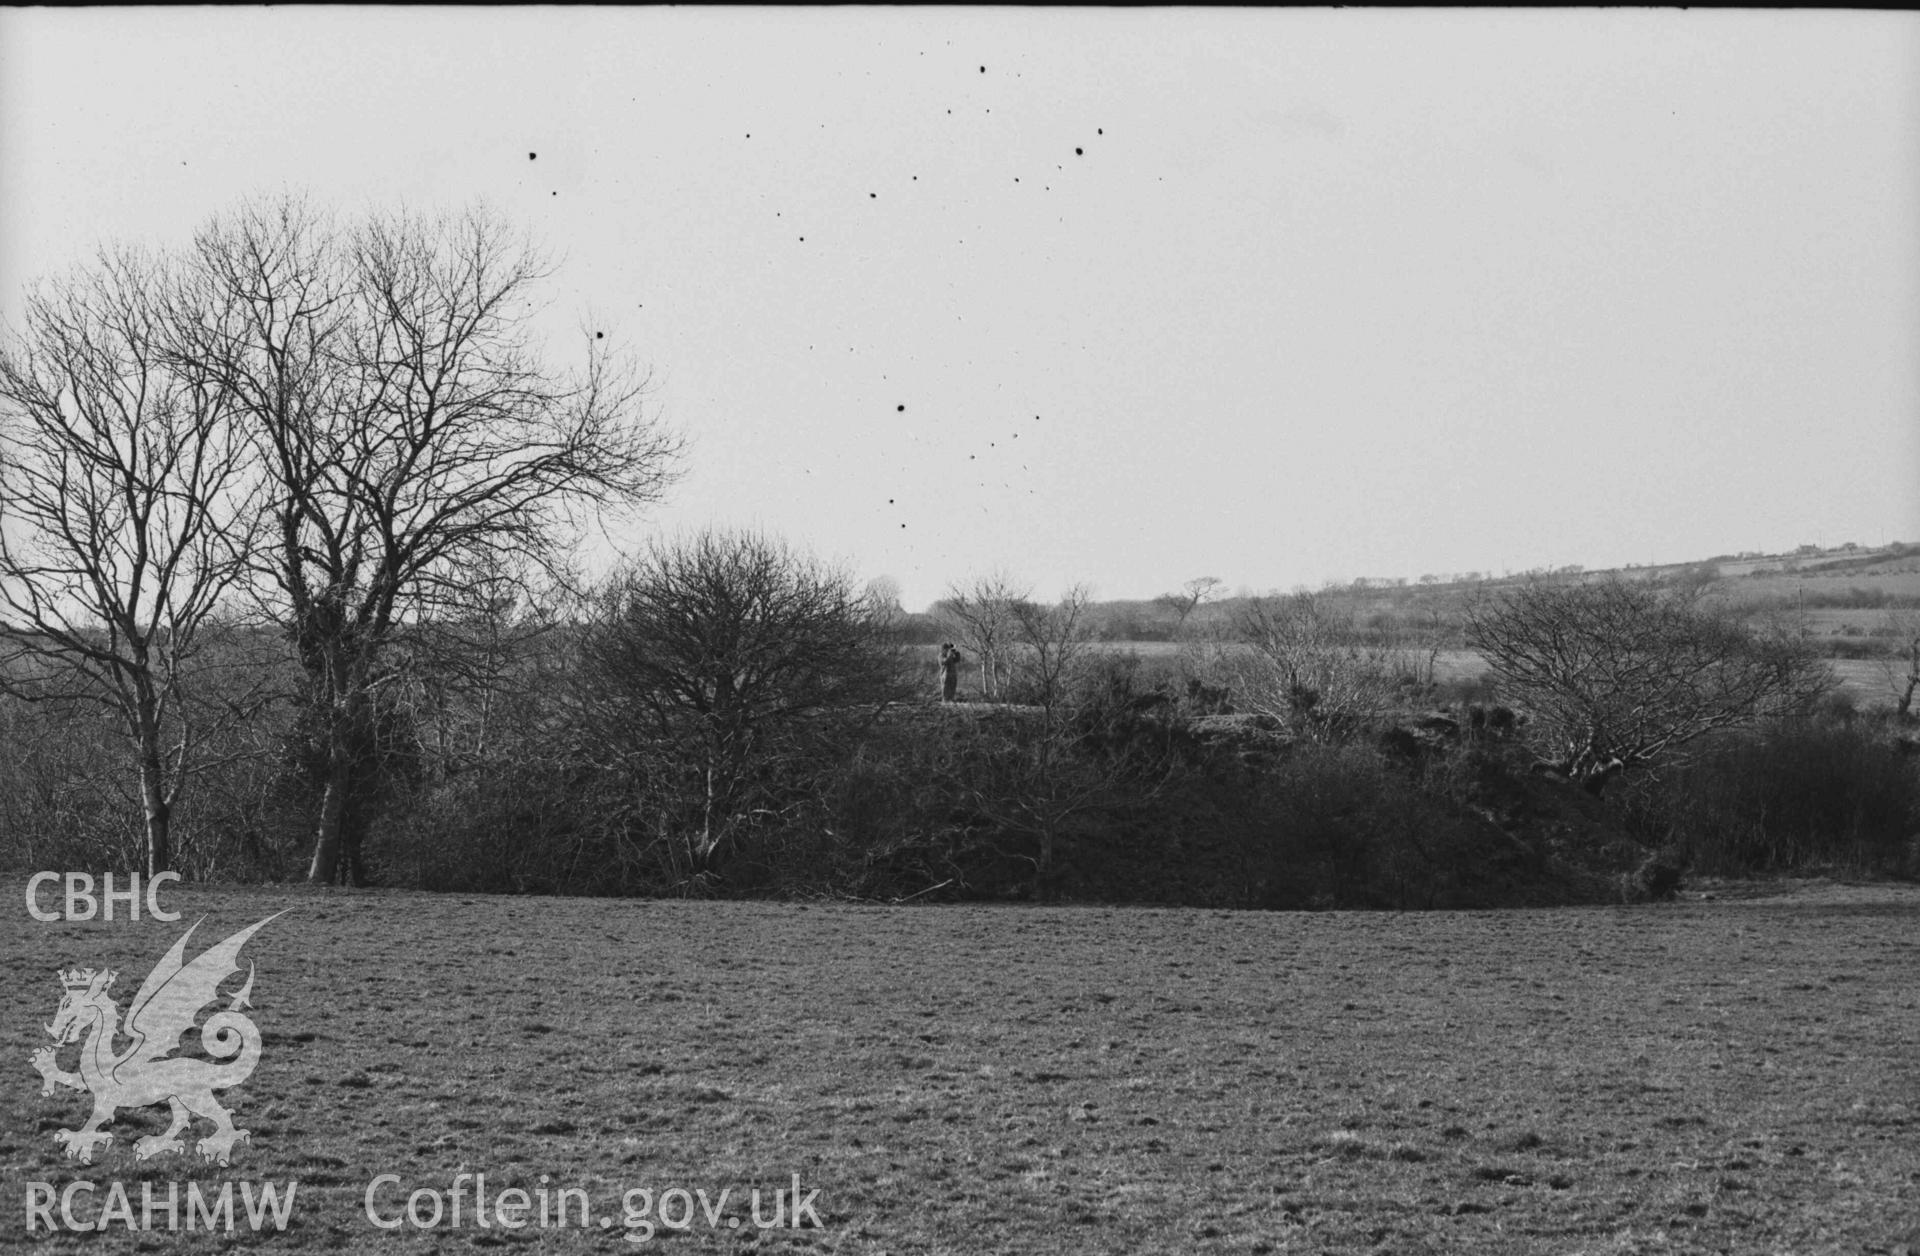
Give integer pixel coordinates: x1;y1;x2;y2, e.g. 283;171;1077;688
939;643;966;703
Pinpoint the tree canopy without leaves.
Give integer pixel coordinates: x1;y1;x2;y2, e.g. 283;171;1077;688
1155;576;1223;634
936;572;1030;701
1467;578;1830;794
180;195;681;883
577;529;908;881
0;245;261;874
1235;592;1409;739
1879;608;1920;723
1009;585;1096;714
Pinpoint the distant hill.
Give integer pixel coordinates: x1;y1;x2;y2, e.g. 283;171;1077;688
900;541;1920;662
1336;539;1920;601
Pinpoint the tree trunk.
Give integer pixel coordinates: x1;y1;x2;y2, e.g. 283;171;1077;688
1579;758;1627;797
132;688;172;876
1035;825;1057;902
137;742;172;877
340;802;370;887
700;762;719;869
307;664;369;885
307;752;352;884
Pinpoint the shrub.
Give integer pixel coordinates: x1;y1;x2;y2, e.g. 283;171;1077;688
370;759;617;894
1235;743;1566;911
1468;578;1829;795
0;694;143;874
574;529;912;881
1613;718;1920;874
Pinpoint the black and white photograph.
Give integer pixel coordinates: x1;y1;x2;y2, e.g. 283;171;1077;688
2;7;1918;1251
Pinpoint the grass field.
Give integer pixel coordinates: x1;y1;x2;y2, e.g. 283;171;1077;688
6;882;1918;1252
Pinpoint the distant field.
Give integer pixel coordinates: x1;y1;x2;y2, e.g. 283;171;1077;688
6;883;1917;1252
1733;561;1920;592
1067;645;1906;707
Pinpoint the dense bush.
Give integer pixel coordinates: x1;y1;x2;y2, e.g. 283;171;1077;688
1610;716;1920;874
0;694;142;872
368;758;628;895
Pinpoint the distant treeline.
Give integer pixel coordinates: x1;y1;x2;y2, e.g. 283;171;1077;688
891;584;1920;656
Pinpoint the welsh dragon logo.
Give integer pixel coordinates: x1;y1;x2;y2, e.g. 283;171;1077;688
28;913;283;1166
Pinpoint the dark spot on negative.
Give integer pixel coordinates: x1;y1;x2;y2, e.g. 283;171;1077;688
980;65;986;73
1075;147;1084;156
897;405;905;412
529;152;537;160
595;332;604;339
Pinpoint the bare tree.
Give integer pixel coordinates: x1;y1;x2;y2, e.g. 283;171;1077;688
182;196;681;884
861;575;905;635
944;585;1181;900
1009;585;1097;713
1876;609;1920;724
1467;578;1831;795
996;586;1100;892
1154;575;1223;636
577;528;909;883
1235;592;1408;739
390;559;572;777
0;246;261;874
937;571;1029;701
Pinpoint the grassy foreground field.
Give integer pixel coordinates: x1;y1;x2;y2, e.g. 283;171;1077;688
5;882;1918;1253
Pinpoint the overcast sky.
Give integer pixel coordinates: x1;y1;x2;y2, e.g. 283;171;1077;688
2;8;1915;610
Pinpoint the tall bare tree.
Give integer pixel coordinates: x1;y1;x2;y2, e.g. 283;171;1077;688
182;196;681;883
1467;578;1831;795
0;246;260;874
999;586;1100;891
